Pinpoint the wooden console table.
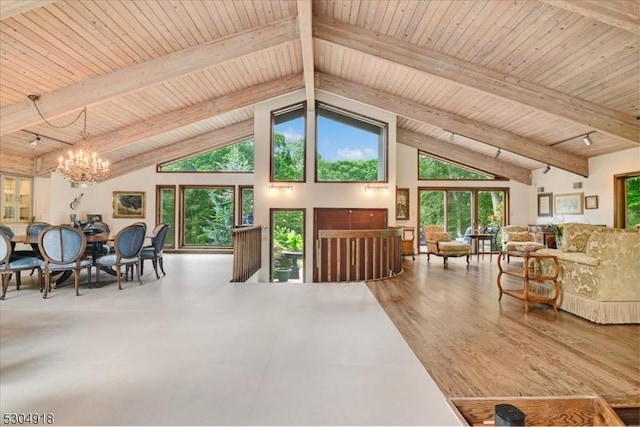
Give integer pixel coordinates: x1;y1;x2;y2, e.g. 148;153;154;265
497;250;561;314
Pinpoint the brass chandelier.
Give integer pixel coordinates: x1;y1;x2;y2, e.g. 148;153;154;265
56;107;110;187
29;95;110;187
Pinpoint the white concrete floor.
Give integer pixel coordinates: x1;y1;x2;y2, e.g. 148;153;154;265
0;254;460;426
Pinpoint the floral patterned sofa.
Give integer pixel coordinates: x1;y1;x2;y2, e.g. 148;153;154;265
534;224;639;324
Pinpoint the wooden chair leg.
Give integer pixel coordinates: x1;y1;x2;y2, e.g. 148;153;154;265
159;257;166;276
74;269;80;296
136;262;142;285
116;265;122;290
43;271;50;299
1;274;8;300
152;259;159;279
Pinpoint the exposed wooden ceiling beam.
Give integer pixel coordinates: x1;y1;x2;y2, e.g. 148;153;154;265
540;0;640;34
317;73;589;177
0;16;299;136
0;0;56;20
108;120;254;179
297;0;316;111
315;17;639;145
36;74;303;174
397;128;532;185
0;151;34;175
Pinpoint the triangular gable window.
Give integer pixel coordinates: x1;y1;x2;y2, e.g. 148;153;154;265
158;138;254;172
419;151;495;180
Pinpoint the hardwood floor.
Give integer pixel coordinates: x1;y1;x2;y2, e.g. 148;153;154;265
366;255;640;410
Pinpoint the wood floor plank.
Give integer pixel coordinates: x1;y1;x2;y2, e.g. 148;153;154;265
366;256;640;407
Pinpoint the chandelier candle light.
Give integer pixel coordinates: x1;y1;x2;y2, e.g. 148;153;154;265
28;95;110;187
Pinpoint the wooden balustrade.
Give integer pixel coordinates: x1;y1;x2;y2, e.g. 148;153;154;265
316;228;403;282
231;225;262;282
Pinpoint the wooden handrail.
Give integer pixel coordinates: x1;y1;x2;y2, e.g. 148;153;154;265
231;225;262;282
317;228;403;282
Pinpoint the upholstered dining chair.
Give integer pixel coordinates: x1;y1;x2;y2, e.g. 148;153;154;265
95;223;146;290
140;223;170;279
38;225;92;299
0;232;43;300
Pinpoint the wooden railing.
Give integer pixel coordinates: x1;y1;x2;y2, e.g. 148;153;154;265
231;225;262;282
316;228;403;282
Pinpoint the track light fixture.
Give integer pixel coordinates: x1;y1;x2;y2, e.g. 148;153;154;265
448;131;455;144
543;165;551;174
494;148;501;159
583;133;593;146
29;135;40;147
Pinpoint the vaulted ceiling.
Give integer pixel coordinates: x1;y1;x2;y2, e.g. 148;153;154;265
1;0;638;185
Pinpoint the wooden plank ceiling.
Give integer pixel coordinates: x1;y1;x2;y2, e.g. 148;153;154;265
0;0;638;184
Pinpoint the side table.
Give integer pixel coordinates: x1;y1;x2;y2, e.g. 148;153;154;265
497;250;561;314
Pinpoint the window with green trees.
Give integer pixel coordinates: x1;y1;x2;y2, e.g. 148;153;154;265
158;139;254;172
157;186;175;248
419;152;495;180
614;172;640;228
316;103;387;182
181;186;234;248
272;103;305;182
419;187;506;251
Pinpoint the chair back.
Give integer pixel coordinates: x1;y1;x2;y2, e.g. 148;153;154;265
0;225;15;238
27;221;50;237
151;224;170;253
115;223;147;258
150;223;165;236
0;233;11;268
38;226;87;265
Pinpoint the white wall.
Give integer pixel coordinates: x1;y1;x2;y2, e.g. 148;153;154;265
530;147;639;227
32;106;637;282
395;143;532;228
253;90;397;282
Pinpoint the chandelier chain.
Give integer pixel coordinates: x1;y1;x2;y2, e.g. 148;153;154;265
29;94;86;130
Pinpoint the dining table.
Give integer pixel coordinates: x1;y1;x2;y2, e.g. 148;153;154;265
10;231;116;285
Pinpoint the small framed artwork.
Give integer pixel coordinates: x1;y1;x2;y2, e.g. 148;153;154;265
537;192;553;217
554;192;584;215
396;188;410;220
585;195;599;209
113;191;146;219
87;214;103;222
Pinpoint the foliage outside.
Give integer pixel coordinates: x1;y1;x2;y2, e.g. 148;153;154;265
160;188;175;247
419;153;493;180
160;139;254;172
183;187;234;247
626;176;640;228
317;156;379;181
272;133;304;181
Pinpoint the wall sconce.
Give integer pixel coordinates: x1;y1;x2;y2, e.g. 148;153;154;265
268;184;293;195
364;184;389;194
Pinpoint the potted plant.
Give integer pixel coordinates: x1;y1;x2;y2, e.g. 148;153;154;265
548;224;563;249
273;242;291;282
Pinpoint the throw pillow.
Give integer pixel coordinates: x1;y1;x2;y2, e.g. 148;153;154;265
562;224;603;252
506;231;531;242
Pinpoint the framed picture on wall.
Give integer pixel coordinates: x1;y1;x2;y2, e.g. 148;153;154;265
113;191;145;219
585;195;599;209
537;192;553;217
396;188;410;220
554;192;584;215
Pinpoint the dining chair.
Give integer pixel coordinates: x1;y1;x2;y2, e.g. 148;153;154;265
140;224;170;279
0;233;43;300
38;226;91;299
95;223;146;290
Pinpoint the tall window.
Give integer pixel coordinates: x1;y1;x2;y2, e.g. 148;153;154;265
316;103;387;182
419;152;496;180
158;139;254;172
180;186;234;248
1;175;32;222
271;209;305;282
239;186;254;225
419;187;507;252
272;103;305;182
614;172;640;228
156;186;176;248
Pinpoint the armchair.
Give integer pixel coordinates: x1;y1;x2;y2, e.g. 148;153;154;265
501;225;545;261
423;226;470;268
